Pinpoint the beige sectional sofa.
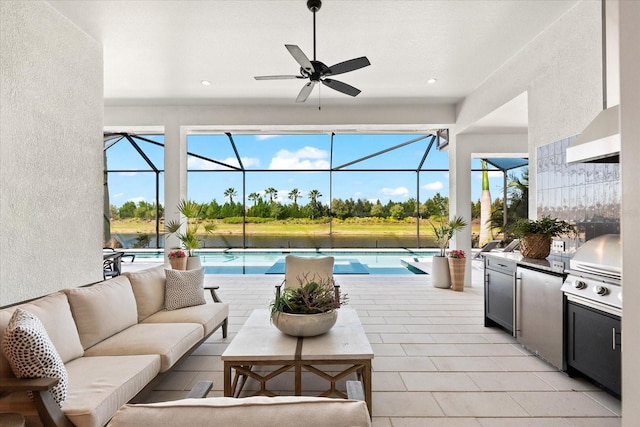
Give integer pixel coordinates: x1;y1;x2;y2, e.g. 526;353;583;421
0;265;229;427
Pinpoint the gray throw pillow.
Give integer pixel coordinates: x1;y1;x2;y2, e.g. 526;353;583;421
2;308;68;406
164;267;206;311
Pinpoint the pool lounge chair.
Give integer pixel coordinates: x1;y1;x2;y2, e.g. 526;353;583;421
472;240;502;259
472;239;520;260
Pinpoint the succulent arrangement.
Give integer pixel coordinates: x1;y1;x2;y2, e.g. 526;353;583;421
270;276;348;316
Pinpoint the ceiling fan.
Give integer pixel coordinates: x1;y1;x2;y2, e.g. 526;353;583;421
254;0;371;103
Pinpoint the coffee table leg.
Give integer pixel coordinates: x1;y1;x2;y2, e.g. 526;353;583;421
224;362;232;397
362;361;372;415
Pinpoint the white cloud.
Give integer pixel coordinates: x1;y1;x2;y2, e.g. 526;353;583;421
422;181;444;191
118;172;137;176
128;196;146;204
188;156;260;170
381;186;410;197
255;135;279;141
475;171;503;179
269;146;329;170
112;192;124;199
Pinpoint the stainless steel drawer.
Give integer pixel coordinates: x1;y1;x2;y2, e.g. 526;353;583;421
485;257;516;275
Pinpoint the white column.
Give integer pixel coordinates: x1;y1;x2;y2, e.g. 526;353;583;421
448;132;473;287
163;123;188;255
620;0;640;423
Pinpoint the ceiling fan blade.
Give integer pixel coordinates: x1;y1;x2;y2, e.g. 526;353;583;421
296;81;316;103
321;79;361;97
254;75;304;80
326;57;370;76
285;44;314;73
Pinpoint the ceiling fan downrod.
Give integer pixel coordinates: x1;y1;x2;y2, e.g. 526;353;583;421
307;0;321;61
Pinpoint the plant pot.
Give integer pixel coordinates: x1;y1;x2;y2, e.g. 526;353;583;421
431;256;451;289
271;310;338;337
447;257;466;291
169;257;187;270
520;234;552;259
186;256;201;270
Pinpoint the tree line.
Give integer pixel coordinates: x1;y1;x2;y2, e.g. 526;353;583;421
111;169;527;224
112;188;483;222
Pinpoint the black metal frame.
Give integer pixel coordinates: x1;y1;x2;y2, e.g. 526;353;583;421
104;131;528;249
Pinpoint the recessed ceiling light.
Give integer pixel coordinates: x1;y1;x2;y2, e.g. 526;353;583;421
201;80;211;86
427;78;437;84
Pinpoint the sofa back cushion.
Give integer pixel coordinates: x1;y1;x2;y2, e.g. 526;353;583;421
107;396;371;427
0;292;84;378
64;276;138;350
123;265;166;322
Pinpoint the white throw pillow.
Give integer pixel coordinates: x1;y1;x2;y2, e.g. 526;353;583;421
1;308;68;406
164;268;206;311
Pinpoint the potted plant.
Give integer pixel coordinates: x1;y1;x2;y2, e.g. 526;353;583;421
429;215;468;288
447;249;466;291
167;249;187;270
510;216;575;259
270;276;348;337
164;199;215;269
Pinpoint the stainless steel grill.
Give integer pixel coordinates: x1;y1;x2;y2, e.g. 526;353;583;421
562;234;622;315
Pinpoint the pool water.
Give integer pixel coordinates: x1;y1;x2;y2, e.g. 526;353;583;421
133;250;437;275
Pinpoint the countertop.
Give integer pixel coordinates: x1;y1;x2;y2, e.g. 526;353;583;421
483;251;570;275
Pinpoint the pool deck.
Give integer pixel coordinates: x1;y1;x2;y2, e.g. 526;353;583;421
121;263;621;425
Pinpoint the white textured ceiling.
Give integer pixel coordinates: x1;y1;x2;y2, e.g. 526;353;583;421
48;0;578;125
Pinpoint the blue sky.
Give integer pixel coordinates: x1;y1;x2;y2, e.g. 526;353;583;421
106;134;522;208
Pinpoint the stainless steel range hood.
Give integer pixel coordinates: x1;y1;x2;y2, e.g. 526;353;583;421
566;105;620;164
566;0;620;164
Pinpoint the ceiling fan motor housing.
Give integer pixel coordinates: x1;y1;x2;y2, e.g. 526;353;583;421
307;0;322;12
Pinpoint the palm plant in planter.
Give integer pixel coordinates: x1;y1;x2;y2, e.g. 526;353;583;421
429;215;468;289
510;216;575;259
270;277;348;337
165;199;215;267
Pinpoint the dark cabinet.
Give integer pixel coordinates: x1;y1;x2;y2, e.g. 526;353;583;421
567;301;621;397
484;257;516;335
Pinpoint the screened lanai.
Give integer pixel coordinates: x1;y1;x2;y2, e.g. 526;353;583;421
103;131;527;249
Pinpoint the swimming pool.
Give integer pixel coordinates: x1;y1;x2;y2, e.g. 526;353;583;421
131;249;438;275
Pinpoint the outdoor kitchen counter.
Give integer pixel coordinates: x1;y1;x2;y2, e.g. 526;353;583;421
483;251;570;274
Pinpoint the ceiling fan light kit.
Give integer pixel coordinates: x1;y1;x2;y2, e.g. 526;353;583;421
254;0;370;103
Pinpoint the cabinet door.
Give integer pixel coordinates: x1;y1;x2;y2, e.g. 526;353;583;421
485;270;513;333
516;267;564;370
567;302;621;396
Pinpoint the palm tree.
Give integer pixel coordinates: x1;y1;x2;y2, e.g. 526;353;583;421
224;188;237;204
265;187;277;203
288;188;301;206
248;192;260;206
308;189;321;204
479;160;493;247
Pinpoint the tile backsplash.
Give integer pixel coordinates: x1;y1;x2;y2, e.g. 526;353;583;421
537;136;620;250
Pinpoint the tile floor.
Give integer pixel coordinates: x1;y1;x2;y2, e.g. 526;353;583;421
136;262;621;426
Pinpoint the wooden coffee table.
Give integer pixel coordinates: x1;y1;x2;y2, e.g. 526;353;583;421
221;307;374;413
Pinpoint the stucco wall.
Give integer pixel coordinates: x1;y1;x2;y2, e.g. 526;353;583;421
454;0;601;220
0;1;103;305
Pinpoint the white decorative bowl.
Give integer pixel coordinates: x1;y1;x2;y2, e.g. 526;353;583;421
271;310;338;337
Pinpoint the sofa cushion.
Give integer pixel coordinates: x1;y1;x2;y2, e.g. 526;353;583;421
64;276;138;350
63;355;160;427
164;268;206;311
107;396;372;427
123;265;167;322
2;309;68;406
82;323;203;372
0;292;83;378
143;302;229;336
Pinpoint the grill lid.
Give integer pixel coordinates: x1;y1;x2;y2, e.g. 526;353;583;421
570;234;620;279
